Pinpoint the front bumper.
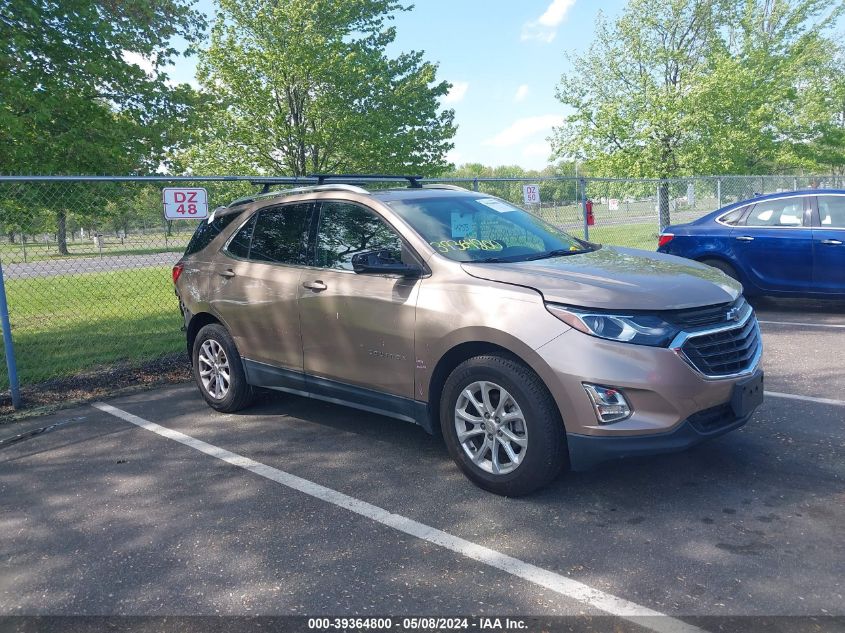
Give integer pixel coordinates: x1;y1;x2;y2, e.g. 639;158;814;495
534;327;763;467
566;405;753;471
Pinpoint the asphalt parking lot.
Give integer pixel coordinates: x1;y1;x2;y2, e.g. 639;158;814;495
1;298;843;630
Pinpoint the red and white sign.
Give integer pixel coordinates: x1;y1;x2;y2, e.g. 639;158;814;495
608;198;620;211
162;187;209;220
522;184;541;205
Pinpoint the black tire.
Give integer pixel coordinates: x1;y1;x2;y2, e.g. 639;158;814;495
192;323;255;413
440;355;567;496
700;258;739;281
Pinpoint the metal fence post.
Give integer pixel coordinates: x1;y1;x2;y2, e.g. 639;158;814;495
717;178;722;209
580;177;588;241
0;261;21;409
472;177;479;192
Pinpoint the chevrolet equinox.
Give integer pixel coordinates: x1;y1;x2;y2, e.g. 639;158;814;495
173;178;764;496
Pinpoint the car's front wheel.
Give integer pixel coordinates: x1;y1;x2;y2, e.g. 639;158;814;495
440;355;566;496
192;323;255;412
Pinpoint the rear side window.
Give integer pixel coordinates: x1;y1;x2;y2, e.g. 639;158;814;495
224;215;256;259
184;212;241;256
249;204;313;265
817;196;845;228
744;198;805;227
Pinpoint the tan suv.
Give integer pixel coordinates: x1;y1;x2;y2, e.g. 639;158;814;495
173;178;764;496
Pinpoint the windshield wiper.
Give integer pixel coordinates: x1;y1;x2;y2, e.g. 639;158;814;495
472;248;584;264
472;255;524;263
519;248;584;261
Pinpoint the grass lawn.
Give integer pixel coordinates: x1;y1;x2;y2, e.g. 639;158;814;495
584;222;661;250
0;266;183;389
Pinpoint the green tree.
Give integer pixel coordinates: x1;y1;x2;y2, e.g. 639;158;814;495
0;0;206;253
180;0;456;177
551;0;844;221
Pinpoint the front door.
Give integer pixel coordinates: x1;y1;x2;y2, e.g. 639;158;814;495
299;200;421;401
732;196;813;293
812;195;845;294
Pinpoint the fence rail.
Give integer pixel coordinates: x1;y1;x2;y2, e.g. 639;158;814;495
0;173;838;407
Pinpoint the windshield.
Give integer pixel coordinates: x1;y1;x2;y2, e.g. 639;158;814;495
385;195;594;262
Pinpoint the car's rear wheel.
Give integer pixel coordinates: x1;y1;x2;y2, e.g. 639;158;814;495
700;258;739;281
192;323;255;412
440;355;566;496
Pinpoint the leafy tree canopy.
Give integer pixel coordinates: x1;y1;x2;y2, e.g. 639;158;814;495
552;0;845;178
0;0;206;251
179;0;456;177
0;0;206;174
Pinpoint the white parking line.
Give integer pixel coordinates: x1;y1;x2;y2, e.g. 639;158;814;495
758;320;845;329
765;391;845;407
92;401;703;633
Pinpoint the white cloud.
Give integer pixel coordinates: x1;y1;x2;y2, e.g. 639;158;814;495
522;141;551;159
514;84;529;102
521;0;576;43
483;114;564;147
443;81;469;104
122;50;155;75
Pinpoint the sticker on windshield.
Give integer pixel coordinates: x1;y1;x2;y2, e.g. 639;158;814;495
430;239;503;253
476;198;519;213
450;212;474;238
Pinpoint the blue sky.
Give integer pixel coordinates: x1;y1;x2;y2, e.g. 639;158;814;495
160;0;629;170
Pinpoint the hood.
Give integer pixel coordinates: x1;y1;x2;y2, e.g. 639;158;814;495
461;246;741;311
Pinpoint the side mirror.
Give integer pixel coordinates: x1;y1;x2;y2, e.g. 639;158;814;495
351;249;422;278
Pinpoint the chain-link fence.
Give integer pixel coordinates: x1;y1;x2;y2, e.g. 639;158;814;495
0;173;838;407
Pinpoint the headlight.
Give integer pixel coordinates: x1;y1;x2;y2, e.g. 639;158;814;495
545;304;679;347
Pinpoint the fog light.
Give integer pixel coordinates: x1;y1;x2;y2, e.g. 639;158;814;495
582;383;632;424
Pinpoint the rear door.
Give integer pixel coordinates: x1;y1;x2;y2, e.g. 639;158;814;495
208;203;313;372
732;196;813;292
811;195;845;294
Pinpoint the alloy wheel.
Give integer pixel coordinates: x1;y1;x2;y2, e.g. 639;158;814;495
198;339;231;400
454;380;528;475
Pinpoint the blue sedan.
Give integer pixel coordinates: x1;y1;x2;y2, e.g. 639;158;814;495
657;189;845;297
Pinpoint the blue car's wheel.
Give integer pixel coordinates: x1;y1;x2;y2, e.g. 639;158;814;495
700;258;739;282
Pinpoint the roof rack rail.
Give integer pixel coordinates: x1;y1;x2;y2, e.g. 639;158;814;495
256;183;369;199
249;177;315;194
421;184;471;192
309;173;424;188
227;183;370;209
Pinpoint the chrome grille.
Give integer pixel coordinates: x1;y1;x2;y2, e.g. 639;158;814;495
674;301;762;378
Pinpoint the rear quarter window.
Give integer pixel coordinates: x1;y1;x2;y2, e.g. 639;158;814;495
184;212;242;256
718;206;747;225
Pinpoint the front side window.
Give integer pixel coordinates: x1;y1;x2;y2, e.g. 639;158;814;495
817;196;845;228
744;198;805;227
249;203;312;265
315;201;405;271
385;195;591;262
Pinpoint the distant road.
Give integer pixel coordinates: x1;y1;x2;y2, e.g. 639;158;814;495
4;251;182;279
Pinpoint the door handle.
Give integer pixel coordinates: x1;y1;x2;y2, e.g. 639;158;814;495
218;269;236;278
735;236;755;242
820;239;843;245
303;280;327;291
